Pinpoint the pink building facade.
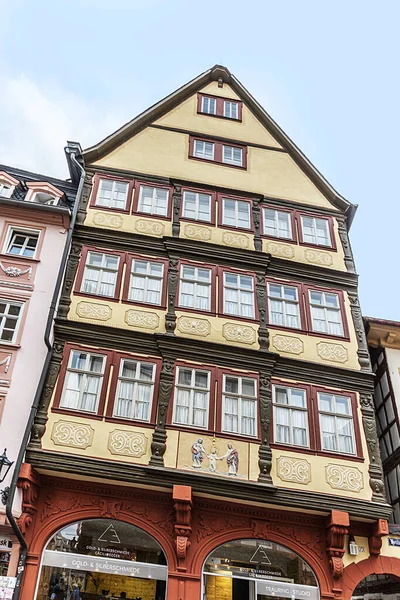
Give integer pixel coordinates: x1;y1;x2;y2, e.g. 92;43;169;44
0;161;78;578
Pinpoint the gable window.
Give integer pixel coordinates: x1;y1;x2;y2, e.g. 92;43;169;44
267;283;301;329
81;252;120;298
172;367;210;428
128;258;164;306
0;182;13;198
201;97;216;115
113;359;155;422
137;185;170;217
222;374;257;437
223;272;255;318
224;101;239;119
24;181;63;206
273;385;309;447
31;192;58;206
182;190;212;222
0;301;23;343
318;392;355;454
309;290;343;336
300;216;331;247
263;208;292;239
5;228;39;258
60;350;106;413
96;179;129;210
198;94;242;121
179;265;212;312
221;198;251;229
193;140;215;161
222;145;243;167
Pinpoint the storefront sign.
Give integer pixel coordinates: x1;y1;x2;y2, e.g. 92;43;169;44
0;539;11;552
0;578;15;589
257;580;319;600
42;550;168;580
389;538;400;547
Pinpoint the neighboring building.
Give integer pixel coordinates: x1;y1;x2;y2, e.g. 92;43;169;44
366;317;400;523
0;152;79;579
18;66;397;600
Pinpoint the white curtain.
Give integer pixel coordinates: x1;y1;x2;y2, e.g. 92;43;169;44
225;288;239;315
61;372;82;409
286;302;300;328
175;389;190;424
241;399;255;436
98;270;116;297
337;417;354;453
193;391;207;427
275;407;290;443
292;410;307;446
240;291;254;317
320;415;337;450
223;396;238;432
81;375;100;412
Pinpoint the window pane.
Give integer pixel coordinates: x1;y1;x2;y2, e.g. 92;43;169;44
225;377;239;394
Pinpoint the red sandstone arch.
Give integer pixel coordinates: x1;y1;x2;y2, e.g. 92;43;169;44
342;556;400;600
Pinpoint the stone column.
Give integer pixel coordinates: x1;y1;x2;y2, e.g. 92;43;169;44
57;241;82;319
348;291;371;371
360;393;386;502
172;184;182;237
337;216;356;273
165;256;179;334
255;269;269;350
252;198;262;252
150;357;175;466
258;370;273;484
76;172;93;225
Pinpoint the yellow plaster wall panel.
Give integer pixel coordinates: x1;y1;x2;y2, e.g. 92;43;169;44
69;295;166;334
180;221;255;251
85;208;172;238
174;310;259;349
325;464;364;493
271;448;371;500
264;240;296;260
343;536;370;566
76;301;112;322
380;535;400;558
249;442;260;482
163;428;179;469
92;127;335;209
42;412;153;465
175;431;250;480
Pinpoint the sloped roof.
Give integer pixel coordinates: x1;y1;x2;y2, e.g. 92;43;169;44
83;65;356;223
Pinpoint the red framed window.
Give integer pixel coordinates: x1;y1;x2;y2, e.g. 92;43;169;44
75;247;125;301
219;267;256;320
218;194;253;231
197;93;243;121
271;380;363;459
90;174;134;213
171;364;214;430
177;261;217;314
189;136;247;169
261;206;296;241
133;182;173;219
122;254;169;309
266;281;304;331
219;371;259;438
297;212;336;250
180;187;216;224
304;285;349;338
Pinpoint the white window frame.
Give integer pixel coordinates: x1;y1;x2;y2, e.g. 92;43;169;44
0;181;14;198
267;283;301;329
95;178;129;210
193;140;215;161
222;145;243;167
138;185;169;217
3;227;40;258
81;252;120;298
262;208;293;239
300;215;332;247
128;259;164;306
201;96;216;115
223;272;255;318
0;300;24;344
30;192;59;206
60;350;106;413
178;265;212;312
172;366;211;428
113;359;156;422
223;100;239;119
309;290;344;336
182;190;212;222
221;198;251;229
318;392;356;455
272;385;309;447
222;374;258;437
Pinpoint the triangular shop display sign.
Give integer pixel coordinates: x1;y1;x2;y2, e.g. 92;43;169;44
250;545;272;565
98;523;121;544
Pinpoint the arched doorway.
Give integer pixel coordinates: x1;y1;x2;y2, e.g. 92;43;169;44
202;538;319;600
351;574;400;600
34;518;168;600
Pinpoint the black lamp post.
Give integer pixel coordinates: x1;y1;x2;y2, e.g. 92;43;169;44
0;449;14;505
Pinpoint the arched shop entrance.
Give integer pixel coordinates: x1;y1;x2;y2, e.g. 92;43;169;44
34;519;168;600
202;539;319;600
351;574;400;600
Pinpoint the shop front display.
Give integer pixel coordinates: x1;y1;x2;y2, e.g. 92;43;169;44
202;539;319;600
35;519;167;600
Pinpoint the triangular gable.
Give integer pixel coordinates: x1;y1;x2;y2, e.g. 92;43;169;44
83;65;355;221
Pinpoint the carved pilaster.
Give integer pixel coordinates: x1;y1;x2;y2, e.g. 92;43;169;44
255;269;269;350
172;184;182;237
16;464;41;535
258;371;272;483
76;172;93;225
252;199;262;252
368;518;389;555
58;241;82;319
336;216;356;273
326;510;349;578
173;485;192;571
29;341;66;449
165;256;179;334
150;357;175;465
348;291;371;371
360;393;386;502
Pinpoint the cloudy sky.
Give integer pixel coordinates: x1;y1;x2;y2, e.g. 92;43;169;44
1;0;399;319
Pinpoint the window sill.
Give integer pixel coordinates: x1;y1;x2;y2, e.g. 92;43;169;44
197;111;242;123
134;211;171;222
266;323;350;343
218;223;254;235
261;234;297;245
218;312;258;324
176;306;216;317
122;298;167;311
73;291;120;302
298;240;336;252
0;253;40;263
90;204;130;215
270;442;364;462
166;424;261;444
104;416;156;429
180;216;215;227
51;407;104;420
189;155;247;170
0;342;21;350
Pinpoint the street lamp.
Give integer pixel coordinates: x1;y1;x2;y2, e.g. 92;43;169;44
0;449;13;505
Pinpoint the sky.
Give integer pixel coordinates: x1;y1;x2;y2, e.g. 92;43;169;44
0;0;399;319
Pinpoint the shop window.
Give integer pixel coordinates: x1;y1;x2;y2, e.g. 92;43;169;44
36;519;167;600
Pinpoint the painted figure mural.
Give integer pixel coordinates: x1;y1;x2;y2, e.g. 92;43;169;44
189;439;239;476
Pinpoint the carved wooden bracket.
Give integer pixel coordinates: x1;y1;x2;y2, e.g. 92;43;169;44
16;463;41;535
326;510;349;578
173;485;192;571
368;518;389;555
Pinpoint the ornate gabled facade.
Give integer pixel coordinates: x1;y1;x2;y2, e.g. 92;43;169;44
0;156;79;581
18;66;399;600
